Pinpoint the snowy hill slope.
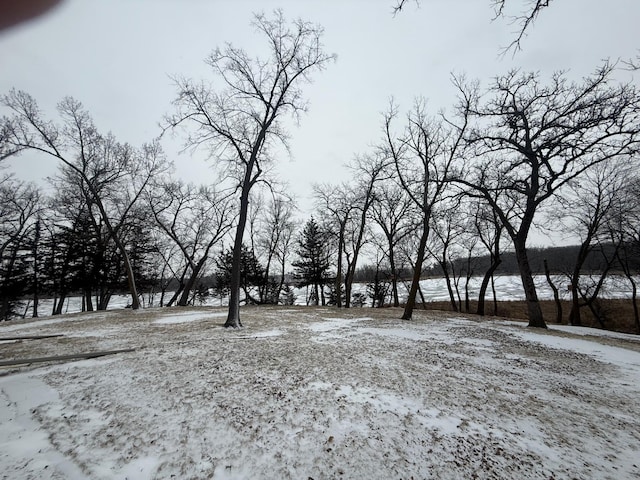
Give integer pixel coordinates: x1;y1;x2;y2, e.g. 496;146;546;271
1;307;639;479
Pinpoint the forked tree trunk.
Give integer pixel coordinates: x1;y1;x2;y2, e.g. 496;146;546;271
477;256;501;316
178;258;207;307
568;240;591;326
440;262;458;312
402;224;429;320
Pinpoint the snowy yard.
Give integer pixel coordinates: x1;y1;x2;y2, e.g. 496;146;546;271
1;306;640;479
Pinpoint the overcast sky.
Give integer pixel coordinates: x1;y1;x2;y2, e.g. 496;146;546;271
2;0;639;245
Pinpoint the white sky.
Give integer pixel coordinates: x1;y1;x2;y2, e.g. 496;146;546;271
1;0;639;245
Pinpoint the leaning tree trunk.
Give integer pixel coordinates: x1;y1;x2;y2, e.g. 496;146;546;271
477;255;501;316
402;224;429;320
514;239;546;328
178;258;207;307
112;235;140;310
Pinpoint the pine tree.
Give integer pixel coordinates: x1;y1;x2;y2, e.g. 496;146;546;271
292;217;332;305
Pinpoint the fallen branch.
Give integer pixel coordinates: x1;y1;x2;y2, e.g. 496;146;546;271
0;334;64;342
0;348;135;367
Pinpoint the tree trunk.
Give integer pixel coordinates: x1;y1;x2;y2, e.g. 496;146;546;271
514;240;546;328
114;235;140;310
178;258;206;307
226;185;251;328
568;240;591;326
53;293;67;315
277;258;286;305
84;289;93;312
440;261;458;312
630;279;639;334
543;259;562;324
335;231;344;308
389;244;399;307
32;221;40;318
477;255;501;316
402;224;429;320
491;274;498;315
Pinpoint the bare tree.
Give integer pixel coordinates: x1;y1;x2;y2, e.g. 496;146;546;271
370;178;415;307
147;180;235;307
472;199;506;316
382;97;469;320
165;11;335;327
426;200;465;312
0;174;41;320
314;182;353;308
2;91;170;310
315;155;384;308
555;160;633;326
452;64;640;328
255;196;296;304
614;180;640;332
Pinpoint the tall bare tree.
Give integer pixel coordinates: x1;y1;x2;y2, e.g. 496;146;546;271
426;199;464;312
472;199;506;316
2;91;169;310
165;11;335;327
255;196;296;304
452;64;640;328
370;178;415;307
382;97;469;320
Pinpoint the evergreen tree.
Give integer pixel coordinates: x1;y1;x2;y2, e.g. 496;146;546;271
292;217;332;305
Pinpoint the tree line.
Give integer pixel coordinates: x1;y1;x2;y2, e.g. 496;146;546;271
1;10;639;331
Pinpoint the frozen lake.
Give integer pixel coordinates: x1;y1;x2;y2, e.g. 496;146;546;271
22;274;638;317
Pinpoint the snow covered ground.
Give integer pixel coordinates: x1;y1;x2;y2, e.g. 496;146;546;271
1;306;639;479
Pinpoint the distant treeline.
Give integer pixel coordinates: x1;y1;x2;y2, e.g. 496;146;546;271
352;243;640;282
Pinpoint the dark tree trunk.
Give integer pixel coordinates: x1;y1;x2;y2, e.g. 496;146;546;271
32;220;40;318
491;275;498;315
389;245;400;307
335;231;344;308
84;289;94;312
53;293;67;315
402;224;429;320
543;259;563;324
178;258;207;307
630;280;639;334
477;256;501;316
568;240;591;326
226;185;250;328
514;239;546;328
439;261;458;312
